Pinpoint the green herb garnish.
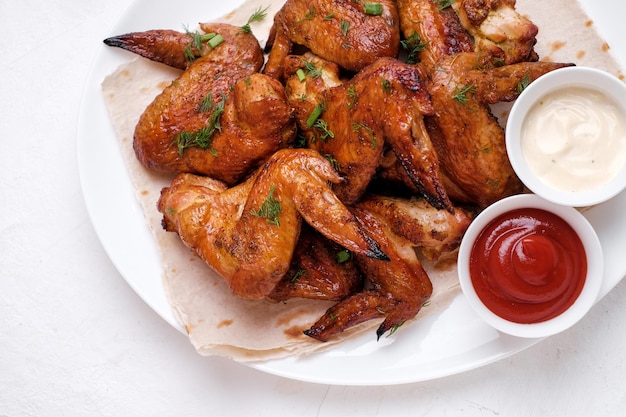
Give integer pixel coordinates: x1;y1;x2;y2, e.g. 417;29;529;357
175;127;217;157
387;321;406;336
183;28;220;60
517;73;531;93
452;84;475;104
324;153;341;171
296;68;306;82
340;20;350;37
313;119;334;142
290;269;306;283
347;84;358;109
250;186;282;226
352;122;377;149
303;60;323;78
401;31;428;65
240;5;269;34
306;103;325;127
434;0;454;10
364;3;383;15
175;94;225;155
381;78;392;94
336;249;353;264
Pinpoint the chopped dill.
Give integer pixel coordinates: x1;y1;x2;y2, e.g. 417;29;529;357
250;186;282;226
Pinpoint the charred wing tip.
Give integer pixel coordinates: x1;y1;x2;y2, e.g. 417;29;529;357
376;325;386;341
364;235;390;262
103;36;124;48
303;327;327;342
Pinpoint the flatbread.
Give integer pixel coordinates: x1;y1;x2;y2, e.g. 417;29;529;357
102;0;624;362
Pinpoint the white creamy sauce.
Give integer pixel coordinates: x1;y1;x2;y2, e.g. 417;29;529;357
521;87;626;192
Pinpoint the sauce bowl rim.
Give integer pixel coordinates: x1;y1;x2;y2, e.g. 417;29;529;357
505;66;626;207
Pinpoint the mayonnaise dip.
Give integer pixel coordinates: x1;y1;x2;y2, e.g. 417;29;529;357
521;87;626;193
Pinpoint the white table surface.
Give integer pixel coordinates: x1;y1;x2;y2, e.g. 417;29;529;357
2;1;625;415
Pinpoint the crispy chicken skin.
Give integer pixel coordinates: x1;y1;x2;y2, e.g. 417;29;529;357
264;0;400;79
304;194;471;341
305;206;433;341
452;0;539;64
397;0;537;67
397;0;474;69
268;225;364;302
426;52;573;207
132;24;298;184
158;148;388;300
104;29;202;70
355;194;473;255
284;55;453;211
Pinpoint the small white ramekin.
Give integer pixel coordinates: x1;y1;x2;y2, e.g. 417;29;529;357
506;66;626;207
458;194;603;338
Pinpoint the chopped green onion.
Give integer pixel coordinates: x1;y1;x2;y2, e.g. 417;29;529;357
336;250;352;264
364;3;383;15
296;68;306;82
306;104;324;127
208;34;224;48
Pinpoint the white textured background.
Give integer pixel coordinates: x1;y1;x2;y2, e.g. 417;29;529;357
1;0;625;415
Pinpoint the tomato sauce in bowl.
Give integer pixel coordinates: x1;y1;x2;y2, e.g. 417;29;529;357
469;208;586;324
458;194;603;338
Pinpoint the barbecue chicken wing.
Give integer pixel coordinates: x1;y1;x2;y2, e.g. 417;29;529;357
451;0;539;64
304;194;472;341
426;52;573;207
397;0;474;69
284;54;453;211
104;29;206;70
355;194;473;258
268;225;364;302
397;0;537;68
158;148;388;300
128;24;297;184
264;0;400;80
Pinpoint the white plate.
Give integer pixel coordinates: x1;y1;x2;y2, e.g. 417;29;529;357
78;0;626;385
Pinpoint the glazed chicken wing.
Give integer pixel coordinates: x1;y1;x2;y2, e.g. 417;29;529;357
451;0;539;64
158;148;387;300
127;24;296;184
104;29;206;70
355;194;473;257
426;52;573;206
268;225;364;302
397;0;474;69
397;0;537;68
304;194;471;341
264;0;400;79
284;54;452;211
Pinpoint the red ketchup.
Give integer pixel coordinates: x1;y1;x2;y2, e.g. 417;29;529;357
469;208;587;324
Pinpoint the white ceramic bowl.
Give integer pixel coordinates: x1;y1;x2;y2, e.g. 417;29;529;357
458;194;603;338
506;66;626;207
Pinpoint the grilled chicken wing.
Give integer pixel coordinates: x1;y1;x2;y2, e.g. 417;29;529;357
130;24;297;184
355;194;473;256
426;52;573;206
104;29;203;70
305;206;432;341
284;54;452;211
158;148;387;300
397;0;473;69
451;0;539;64
304;193;471;341
264;0;400;79
268;225;364;302
398;0;537;68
